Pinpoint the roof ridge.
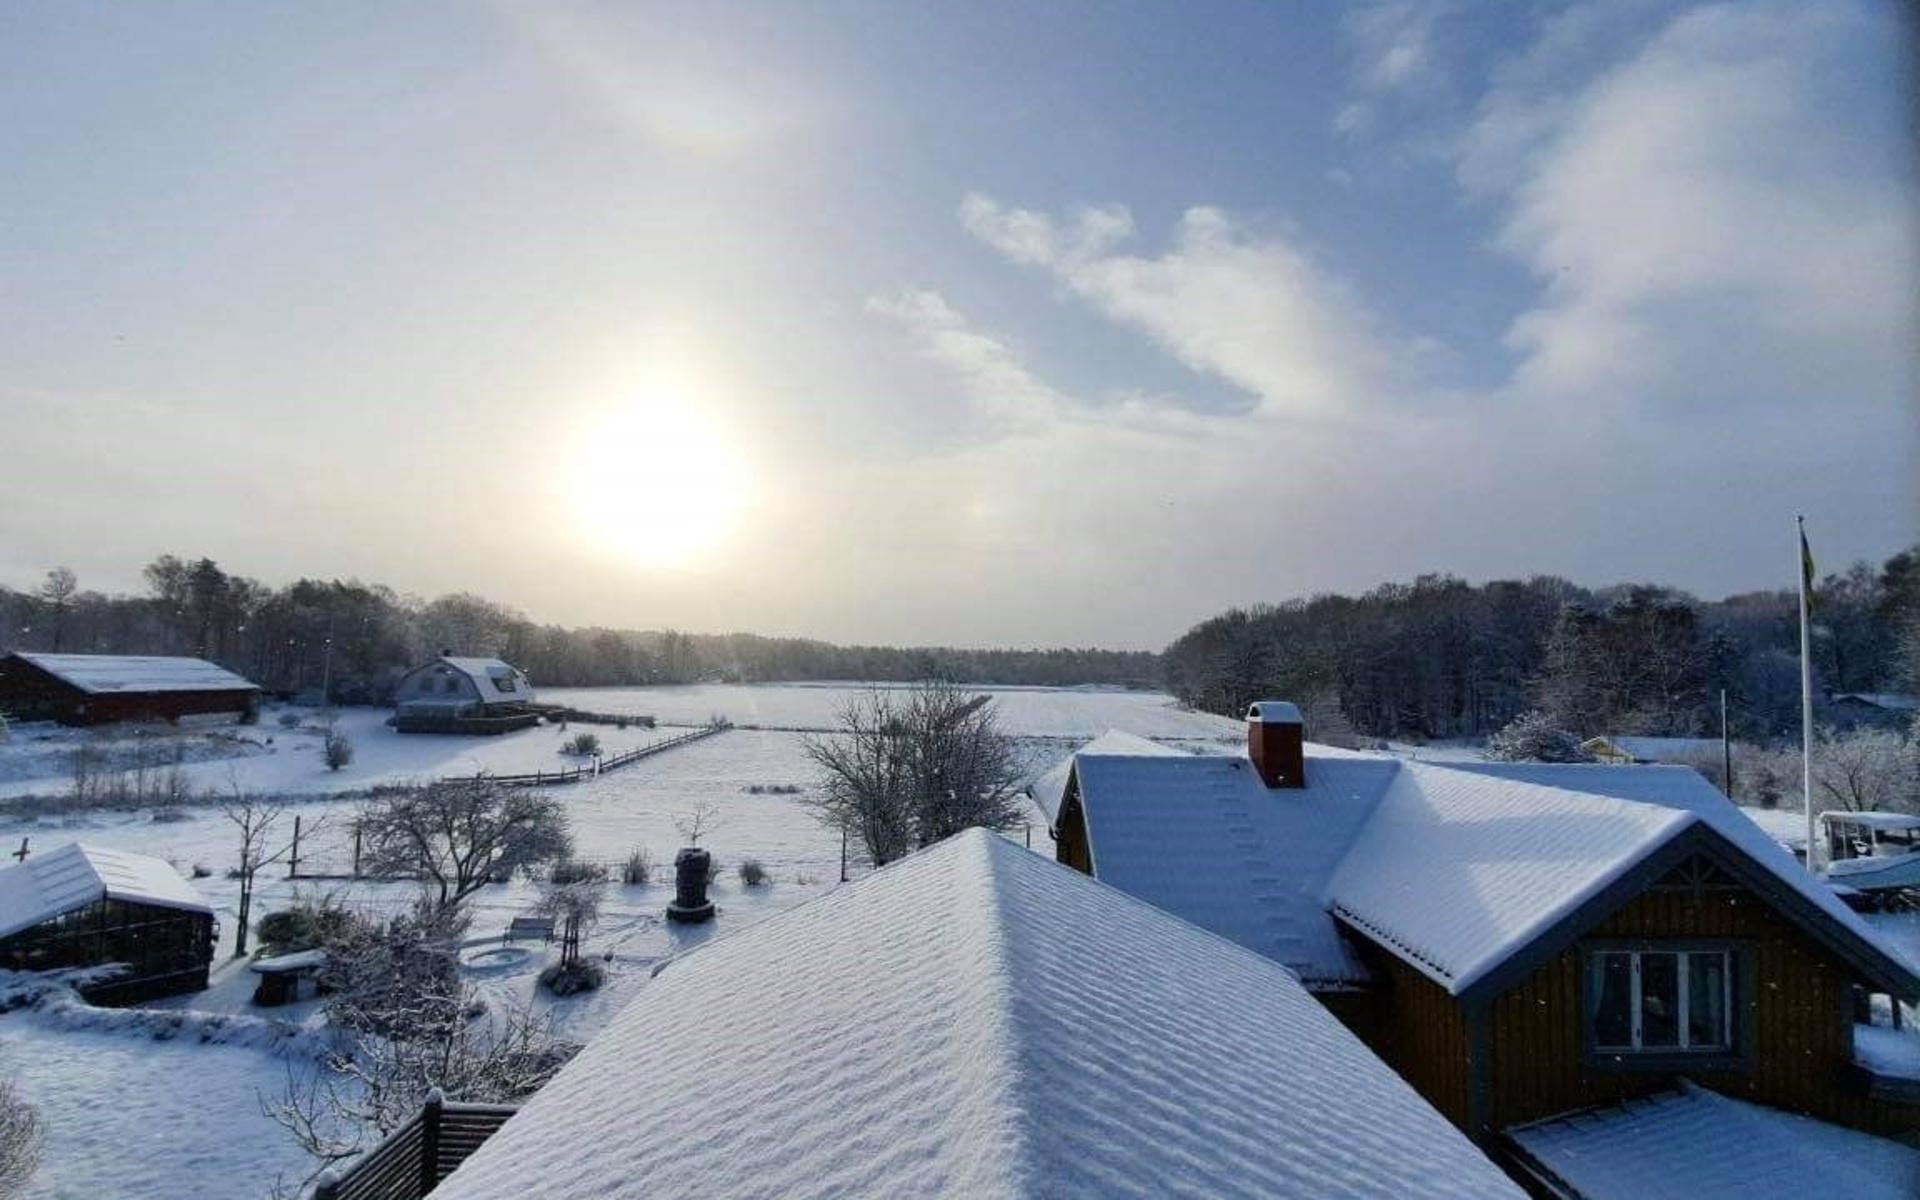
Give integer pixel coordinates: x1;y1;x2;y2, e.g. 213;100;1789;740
963;833;1049;1199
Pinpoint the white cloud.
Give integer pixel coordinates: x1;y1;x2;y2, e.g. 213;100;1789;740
866;289;1070;433
1334;2;1451;136
1465;1;1918;408
960;195;1404;416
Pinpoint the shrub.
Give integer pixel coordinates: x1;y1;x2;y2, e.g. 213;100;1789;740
737;859;769;887
257;908;316;950
548;858;607;886
538;959;604;996
621;846;653;886
322;730;354;771
190;863;212;879
1485;711;1593;764
561;732;601;757
277;712;301;729
151;806;191;823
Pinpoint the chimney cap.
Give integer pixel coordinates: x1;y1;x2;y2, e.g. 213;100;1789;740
1246;700;1303;725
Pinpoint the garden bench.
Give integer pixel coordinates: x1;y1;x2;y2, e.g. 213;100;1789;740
505;916;555;944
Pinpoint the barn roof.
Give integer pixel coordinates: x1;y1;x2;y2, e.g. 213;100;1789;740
1064;745;1918;999
1506;1081;1920;1200
13;653;257;695
0;842;211;939
1583;735;1720;762
431;829;1523;1200
416;657;532;704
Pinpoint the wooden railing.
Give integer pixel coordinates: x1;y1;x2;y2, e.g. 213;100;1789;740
473;723;730;788
310;1091;516;1200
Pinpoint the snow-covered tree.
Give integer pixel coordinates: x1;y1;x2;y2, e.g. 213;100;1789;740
0;1073;40;1198
1485;711;1594;763
356;779;570;915
1813;726;1920;814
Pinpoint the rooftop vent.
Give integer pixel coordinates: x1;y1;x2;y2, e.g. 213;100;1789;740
1246;700;1305;789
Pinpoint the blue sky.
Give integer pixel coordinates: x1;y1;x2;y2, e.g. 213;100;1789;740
0;1;1913;647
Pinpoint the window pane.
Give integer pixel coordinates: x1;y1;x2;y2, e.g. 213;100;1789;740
1641;953;1680;1047
1592;953;1633;1048
1688;952;1729;1049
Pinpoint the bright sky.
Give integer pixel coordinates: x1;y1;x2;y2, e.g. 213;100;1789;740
0;1;1914;649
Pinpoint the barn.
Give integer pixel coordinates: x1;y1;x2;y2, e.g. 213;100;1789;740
0;652;261;727
0;842;216;1005
392;655;539;733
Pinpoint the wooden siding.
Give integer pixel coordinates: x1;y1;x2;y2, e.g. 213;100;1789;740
1487;860;1920;1139
1055;787;1093;875
1343;935;1474;1128
0;655;255;726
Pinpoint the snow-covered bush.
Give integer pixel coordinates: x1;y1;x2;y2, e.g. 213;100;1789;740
1485;711;1594;763
537;959;603;996
621;846;653;886
737;859;769;887
561;732;601;757
321;730;354;772
547;858;606;886
277;712;301;728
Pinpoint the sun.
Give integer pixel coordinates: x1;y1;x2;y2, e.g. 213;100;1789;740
569;393;748;568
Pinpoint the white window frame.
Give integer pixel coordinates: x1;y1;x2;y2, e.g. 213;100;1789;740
1592;948;1733;1053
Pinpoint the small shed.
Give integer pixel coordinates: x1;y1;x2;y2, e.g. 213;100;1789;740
393;655;539;734
1580;734;1720;765
0;842;215;1004
0;652;260;727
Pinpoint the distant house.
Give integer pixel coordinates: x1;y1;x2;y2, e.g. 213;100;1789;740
392;655;538;734
424;829;1525;1200
1580;734;1720;765
0;652;260;727
1830;692;1920;728
1047;701;1920;1173
0;842;215;1004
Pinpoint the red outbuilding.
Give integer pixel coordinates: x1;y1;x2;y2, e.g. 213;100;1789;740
0;652;260;726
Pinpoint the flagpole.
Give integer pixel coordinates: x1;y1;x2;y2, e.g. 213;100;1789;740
1798;514;1816;873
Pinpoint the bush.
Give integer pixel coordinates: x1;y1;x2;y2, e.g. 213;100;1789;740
258;896;360;953
190;863;211;879
1485;711;1593;764
621;846;653;886
561;732;601;757
322;730;354;771
538;959;604;996
150;806;191;823
548;858;607;886
737;859;769;887
277;712;301;729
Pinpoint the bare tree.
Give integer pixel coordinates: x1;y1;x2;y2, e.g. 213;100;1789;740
672;801;721;847
802;682;1028;865
223;789;313;958
35;568;76;654
356;779;571;915
0;1072;40;1199
1813;727;1920;813
536;877;604;970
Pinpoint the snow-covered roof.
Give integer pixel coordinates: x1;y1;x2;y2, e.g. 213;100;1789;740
1332;761;1910;995
1583;735;1719;762
1029;729;1180;824
1506;1081;1920;1200
1855;1024;1920;1083
1059;729;1916;997
12;653;257;695
1823;810;1920;832
0;842;211;939
1831;692;1920;712
1246;699;1302;723
431;829;1523;1200
425;657;532;704
1073;751;1400;985
1827;853;1920;890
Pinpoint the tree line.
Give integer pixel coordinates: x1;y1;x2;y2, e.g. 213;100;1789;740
1163;547;1920;743
0;554;1158;703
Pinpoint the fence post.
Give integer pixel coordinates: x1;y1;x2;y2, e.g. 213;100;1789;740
420;1087;445;1193
351;823;362;879
840;828;848;883
311;1166;340;1200
289;815;302;879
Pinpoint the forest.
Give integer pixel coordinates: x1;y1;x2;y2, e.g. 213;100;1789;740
1162;547;1920;742
0;555;1158;703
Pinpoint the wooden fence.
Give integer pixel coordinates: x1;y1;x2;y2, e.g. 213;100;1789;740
310;1091;516;1200
475;723;728;788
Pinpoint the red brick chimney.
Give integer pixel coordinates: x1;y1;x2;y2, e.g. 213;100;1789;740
1246;700;1305;789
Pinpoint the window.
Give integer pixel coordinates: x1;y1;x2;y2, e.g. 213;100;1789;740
1589;948;1732;1053
491;672;516;693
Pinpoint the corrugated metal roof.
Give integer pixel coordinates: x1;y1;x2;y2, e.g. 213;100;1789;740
0;842;211;938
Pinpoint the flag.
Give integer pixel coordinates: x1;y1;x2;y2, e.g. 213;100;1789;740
1800;523;1818;612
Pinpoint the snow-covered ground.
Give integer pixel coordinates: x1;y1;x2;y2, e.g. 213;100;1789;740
0;686;1124;1200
